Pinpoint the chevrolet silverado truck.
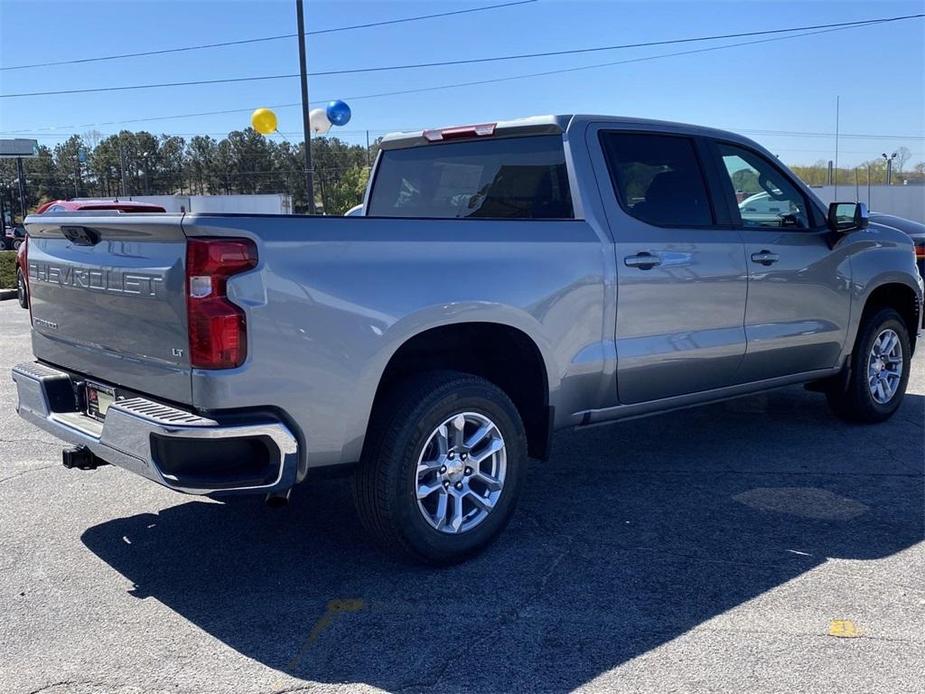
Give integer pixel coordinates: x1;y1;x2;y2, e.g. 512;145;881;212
13;115;923;564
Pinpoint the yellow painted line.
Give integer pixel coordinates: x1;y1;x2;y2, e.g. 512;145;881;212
285;598;366;672
304;599;365;647
828;619;860;638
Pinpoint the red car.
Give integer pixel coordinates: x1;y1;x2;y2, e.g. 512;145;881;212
16;199;166;309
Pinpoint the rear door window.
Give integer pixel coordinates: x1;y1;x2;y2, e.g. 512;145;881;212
367;135;573;219
599;132;714;227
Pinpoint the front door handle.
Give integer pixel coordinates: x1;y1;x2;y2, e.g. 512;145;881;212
624;252;662;270
750;250;780;266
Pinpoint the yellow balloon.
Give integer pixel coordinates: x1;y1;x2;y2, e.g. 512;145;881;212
251;107;278;135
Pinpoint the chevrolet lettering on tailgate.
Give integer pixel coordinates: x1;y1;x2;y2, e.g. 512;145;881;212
29;262;164;297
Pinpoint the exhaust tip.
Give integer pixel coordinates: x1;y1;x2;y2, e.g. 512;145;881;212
265;489;291;509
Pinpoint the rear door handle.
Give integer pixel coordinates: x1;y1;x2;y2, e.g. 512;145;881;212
750;250;780;266
624;252;662;270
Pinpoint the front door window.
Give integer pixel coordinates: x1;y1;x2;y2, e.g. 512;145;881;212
718;144;810;229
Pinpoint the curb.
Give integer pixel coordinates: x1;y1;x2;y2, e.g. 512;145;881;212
0;289;18;301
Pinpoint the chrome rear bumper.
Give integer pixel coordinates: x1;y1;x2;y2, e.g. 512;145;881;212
12;361;299;495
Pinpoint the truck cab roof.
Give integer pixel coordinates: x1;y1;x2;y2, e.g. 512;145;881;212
380;114;760;150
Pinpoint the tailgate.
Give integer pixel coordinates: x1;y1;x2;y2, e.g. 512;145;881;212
24;213;192;404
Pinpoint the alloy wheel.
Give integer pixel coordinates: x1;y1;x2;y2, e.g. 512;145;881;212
415;411;506;534
867;328;903;404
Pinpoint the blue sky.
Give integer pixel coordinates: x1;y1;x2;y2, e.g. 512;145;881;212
1;0;923;167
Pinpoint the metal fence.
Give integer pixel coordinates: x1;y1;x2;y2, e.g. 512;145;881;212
811;185;925;223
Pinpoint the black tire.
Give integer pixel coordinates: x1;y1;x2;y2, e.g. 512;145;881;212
12;239;22;251
353;370;527;564
826;307;911;423
16;268;28;309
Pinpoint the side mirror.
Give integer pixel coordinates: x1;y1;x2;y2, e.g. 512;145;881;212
827;201;869;233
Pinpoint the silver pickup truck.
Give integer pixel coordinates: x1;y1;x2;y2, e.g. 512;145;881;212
13;115;923;563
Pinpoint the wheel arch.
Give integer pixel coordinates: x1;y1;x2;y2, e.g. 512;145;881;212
356;320;556;463
858;281;921;353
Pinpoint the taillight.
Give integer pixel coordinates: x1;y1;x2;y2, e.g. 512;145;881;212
422;123;496;142
186;238;257;369
915;242;925;260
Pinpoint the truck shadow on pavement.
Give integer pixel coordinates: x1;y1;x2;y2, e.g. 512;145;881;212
81;387;924;691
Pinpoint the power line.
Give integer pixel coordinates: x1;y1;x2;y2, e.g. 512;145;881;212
0;104;308;132
2;13;921;98
4;21;924;138
293;0;535;36
311;13;924;77
1;73;298;99
766;148;924;155
737;128;925;141
12;165;370;181
11;130;389;139
316;22;925;117
0;0;537;72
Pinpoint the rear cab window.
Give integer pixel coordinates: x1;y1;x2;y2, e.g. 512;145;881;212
367;135;573;219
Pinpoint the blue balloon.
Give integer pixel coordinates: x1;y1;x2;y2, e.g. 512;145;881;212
326;100;351;127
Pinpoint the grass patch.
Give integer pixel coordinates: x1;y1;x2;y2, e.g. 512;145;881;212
0;251;17;289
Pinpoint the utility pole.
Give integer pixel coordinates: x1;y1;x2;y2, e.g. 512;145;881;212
833;96;839;198
318;168;328;213
15;157;26;219
118;141;127;197
141;151;150;195
296;0;316;214
116;141;125;198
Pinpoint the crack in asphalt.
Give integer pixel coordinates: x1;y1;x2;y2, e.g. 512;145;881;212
394;658;453;693
391;508;575;693
696;624;925;645
611;545;816;570
23;681;108;694
615;546;925;594
0;464;56;485
510;519;925;595
882;445;921;471
0;437;59;446
550;467;923;479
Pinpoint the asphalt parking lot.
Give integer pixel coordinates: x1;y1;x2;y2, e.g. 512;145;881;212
1;298;923;694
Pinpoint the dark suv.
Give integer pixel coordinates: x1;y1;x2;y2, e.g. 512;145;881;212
870;213;925;277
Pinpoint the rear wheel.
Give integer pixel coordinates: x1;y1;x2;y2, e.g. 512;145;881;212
827;307;911;423
16;268;28;309
353;371;527;564
12;238;22;251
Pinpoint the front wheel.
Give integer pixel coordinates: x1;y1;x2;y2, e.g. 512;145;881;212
353;371;527;564
827;307;911;423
